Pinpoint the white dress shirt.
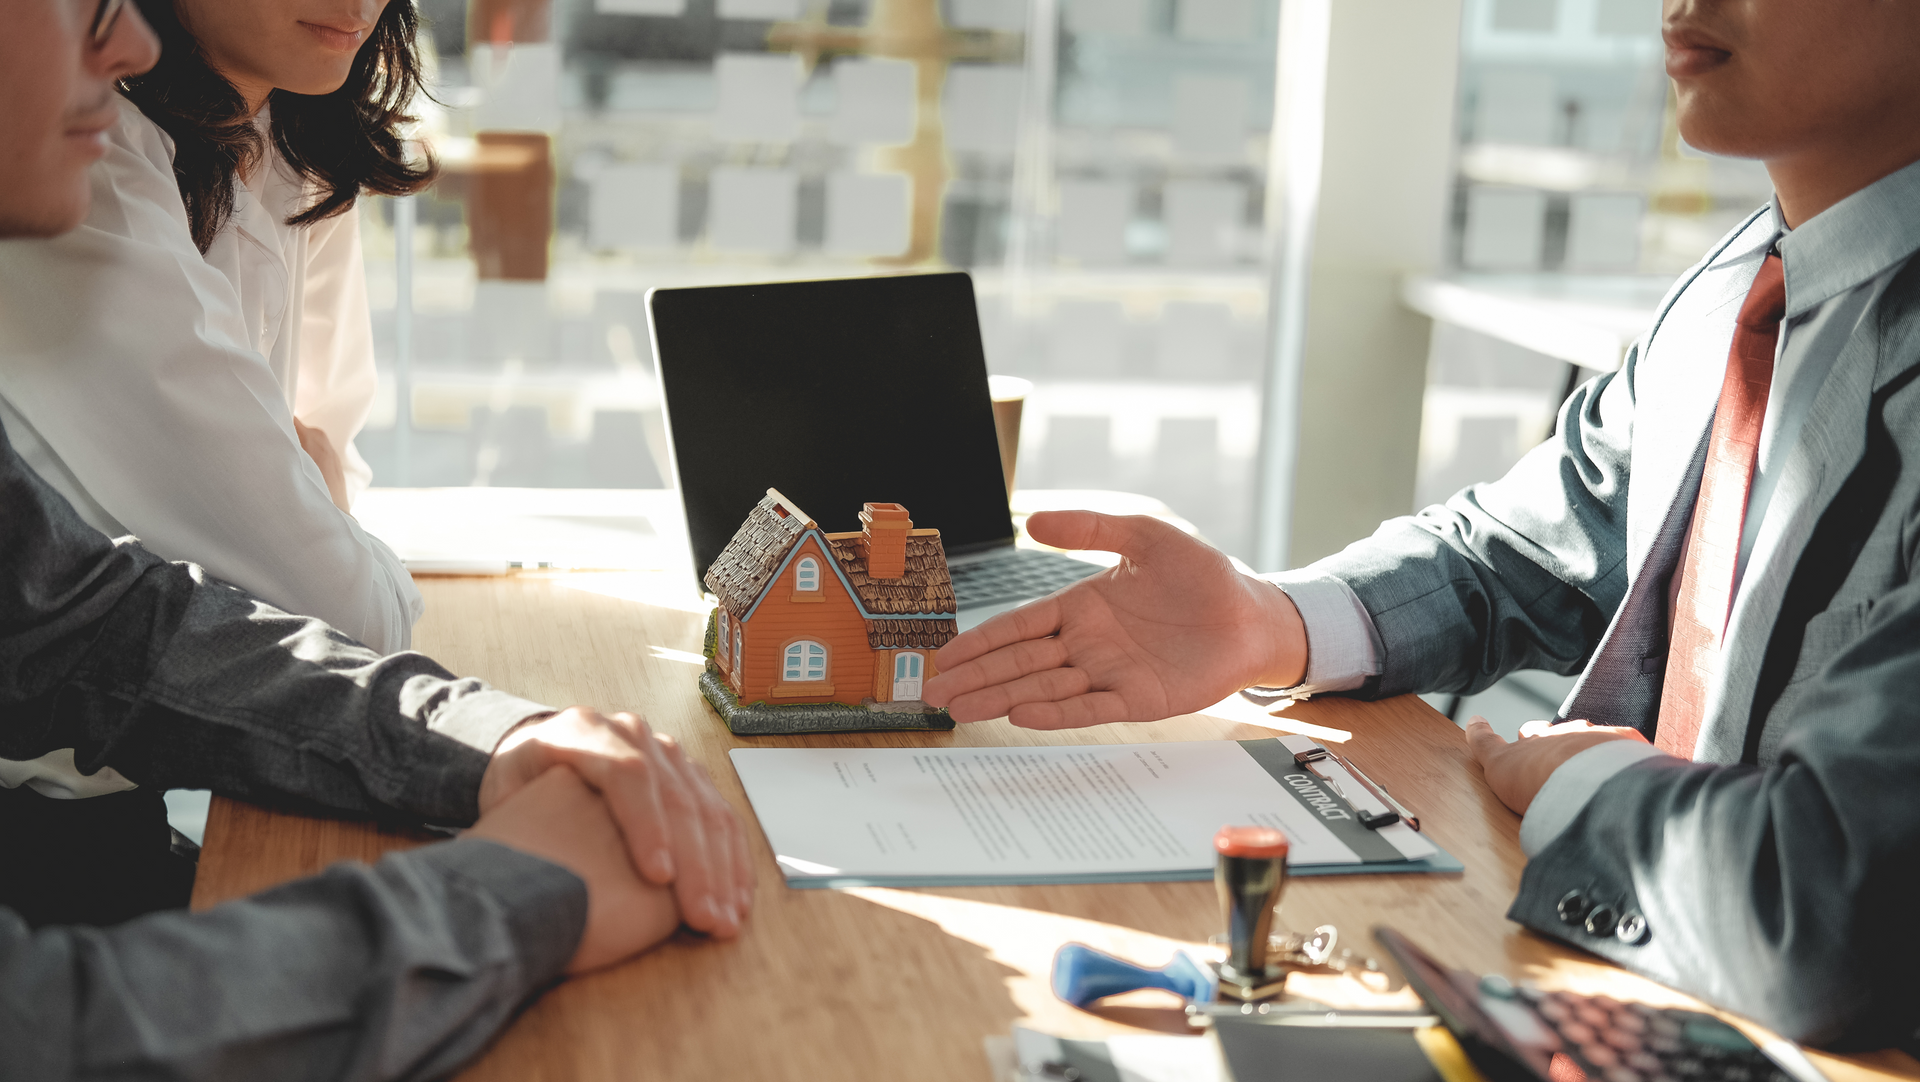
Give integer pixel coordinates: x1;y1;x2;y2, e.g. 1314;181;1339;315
0;98;422;798
1268;158;1920;854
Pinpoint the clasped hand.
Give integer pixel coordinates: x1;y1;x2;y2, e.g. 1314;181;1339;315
475;707;754;956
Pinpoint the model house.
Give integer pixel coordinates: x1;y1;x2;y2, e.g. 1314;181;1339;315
704;489;957;706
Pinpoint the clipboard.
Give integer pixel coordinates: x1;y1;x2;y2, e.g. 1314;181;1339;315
731;738;1464;888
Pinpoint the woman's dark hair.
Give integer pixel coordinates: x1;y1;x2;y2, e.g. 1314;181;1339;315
120;0;436;252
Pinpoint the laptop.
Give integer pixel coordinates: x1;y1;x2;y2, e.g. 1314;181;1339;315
646;272;1102;630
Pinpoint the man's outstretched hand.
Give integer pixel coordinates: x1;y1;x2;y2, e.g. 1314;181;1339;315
921;511;1308;729
481;708;754;939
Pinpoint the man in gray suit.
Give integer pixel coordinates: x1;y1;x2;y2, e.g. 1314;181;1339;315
925;0;1920;1050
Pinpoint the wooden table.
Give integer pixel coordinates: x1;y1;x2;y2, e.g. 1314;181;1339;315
192;574;1920;1082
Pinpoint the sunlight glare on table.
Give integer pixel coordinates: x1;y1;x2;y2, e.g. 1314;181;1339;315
1197;692;1353;743
553;570;714;615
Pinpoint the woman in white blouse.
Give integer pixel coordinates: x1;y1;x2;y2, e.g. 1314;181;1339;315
0;0;435;653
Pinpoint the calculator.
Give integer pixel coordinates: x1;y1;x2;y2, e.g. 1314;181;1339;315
1375;926;1797;1082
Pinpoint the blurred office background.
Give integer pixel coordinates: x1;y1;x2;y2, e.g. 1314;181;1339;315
344;0;1776;736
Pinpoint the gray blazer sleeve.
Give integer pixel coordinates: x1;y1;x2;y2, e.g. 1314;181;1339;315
0;424;546;824
1;838;587;1082
1;422;588;1077
1508;574;1920;1049
1301;355;1638;699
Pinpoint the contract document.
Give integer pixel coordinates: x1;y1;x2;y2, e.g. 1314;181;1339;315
731;739;1462;888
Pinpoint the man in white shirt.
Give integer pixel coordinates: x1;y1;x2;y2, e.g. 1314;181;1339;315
925;0;1920;1050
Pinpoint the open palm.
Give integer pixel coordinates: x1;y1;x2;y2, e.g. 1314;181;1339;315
921;511;1306;729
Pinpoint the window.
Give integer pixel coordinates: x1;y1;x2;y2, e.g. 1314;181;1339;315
352;3;1282;572
717;608;730;661
783;640;828;683
795;556;819;592
733;626;743;669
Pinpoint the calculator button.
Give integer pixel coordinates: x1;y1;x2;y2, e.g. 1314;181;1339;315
1575;1004;1612;1028
1560;1021;1597;1045
1582;1043;1622;1068
1537;1000;1572;1023
1612;1011;1649;1034
1603;1029;1643;1053
1627;1052;1663;1073
1647;1035;1683;1055
1649;1016;1685;1038
1604;1067;1642;1082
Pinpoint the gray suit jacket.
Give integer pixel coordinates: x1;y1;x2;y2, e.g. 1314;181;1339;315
0;416;586;1080
1311;207;1920;1047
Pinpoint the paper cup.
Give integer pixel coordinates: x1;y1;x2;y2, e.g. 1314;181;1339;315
988;375;1031;497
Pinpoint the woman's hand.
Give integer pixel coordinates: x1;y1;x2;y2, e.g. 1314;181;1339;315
293;417;352;513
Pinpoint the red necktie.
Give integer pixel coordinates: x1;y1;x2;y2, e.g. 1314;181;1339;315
1656;253;1787;758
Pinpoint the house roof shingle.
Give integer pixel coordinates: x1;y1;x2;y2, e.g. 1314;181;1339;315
704;490;809;614
866;617;959;650
824;529;957;616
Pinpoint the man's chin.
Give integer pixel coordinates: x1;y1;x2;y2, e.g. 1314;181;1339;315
0;183;90;240
1673;104;1773;162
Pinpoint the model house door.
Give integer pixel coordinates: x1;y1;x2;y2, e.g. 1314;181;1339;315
894;652;924;700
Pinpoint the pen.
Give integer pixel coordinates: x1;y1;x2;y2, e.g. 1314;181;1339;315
1329;752;1422;832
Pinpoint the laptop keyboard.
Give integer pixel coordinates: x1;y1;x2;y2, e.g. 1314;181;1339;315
949;549;1104;609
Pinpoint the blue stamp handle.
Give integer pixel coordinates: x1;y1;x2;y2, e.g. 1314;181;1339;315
1049;942;1215;1009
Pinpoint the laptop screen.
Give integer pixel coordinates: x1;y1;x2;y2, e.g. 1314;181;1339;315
649;272;1016;584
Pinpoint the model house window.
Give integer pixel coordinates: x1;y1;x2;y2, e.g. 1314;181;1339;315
784;640;828;682
795;557;820;592
717;609;730;661
733;626;743;669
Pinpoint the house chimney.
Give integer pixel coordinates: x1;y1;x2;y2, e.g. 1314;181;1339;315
858;503;911;580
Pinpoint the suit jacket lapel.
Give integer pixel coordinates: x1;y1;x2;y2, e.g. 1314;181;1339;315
1701;266;1920;761
1694;333;1877;762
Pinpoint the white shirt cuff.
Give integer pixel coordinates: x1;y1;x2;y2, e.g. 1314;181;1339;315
1519;741;1673;856
1256;572;1383;695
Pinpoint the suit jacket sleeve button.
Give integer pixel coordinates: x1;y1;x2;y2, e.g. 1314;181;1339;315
1616;912;1649;945
1557;891;1592;925
1584;906;1619;938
